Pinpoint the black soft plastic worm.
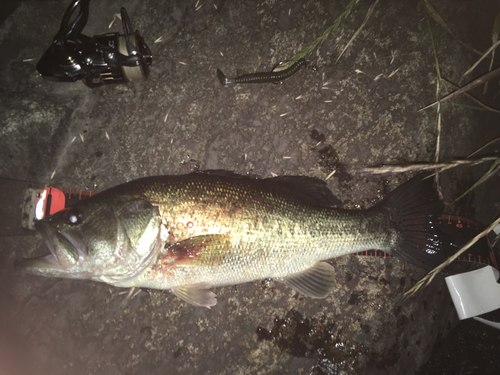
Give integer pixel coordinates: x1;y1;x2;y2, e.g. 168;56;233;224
217;58;306;85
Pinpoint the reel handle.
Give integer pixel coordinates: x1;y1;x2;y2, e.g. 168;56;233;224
54;0;90;44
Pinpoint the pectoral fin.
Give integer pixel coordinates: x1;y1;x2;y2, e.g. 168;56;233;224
172;283;217;308
282;262;337;298
163;234;231;267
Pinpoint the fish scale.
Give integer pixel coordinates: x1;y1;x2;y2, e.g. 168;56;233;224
125;175;399;286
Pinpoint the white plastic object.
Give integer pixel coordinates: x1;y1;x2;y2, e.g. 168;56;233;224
473;317;500;329
445;266;500;328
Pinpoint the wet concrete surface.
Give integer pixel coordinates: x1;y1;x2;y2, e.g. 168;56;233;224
1;0;500;374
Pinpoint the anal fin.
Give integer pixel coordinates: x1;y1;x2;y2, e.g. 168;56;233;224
172;282;217;308
282;262;337;299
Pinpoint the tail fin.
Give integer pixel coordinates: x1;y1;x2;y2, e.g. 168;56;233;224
380;173;455;270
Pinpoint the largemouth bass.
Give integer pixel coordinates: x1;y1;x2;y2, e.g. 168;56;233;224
16;171;453;307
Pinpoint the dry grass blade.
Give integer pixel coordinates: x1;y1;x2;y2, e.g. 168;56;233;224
423;0;483;56
360;157;498;174
468;136;500;158
492;13;500;45
336;0;379;63
403;216;500;298
425;4;442;81
434;111;441;164
463;39;500;77
492;233;499;248
449;157;500;204
435;110;443;198
275;0;360;71
419;65;500;111
483;13;500;94
439;138;500;204
425;5;443;196
442;78;500;114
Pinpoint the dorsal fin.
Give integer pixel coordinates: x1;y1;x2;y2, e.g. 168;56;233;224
263;175;341;207
191;170;341;207
192;170;255;179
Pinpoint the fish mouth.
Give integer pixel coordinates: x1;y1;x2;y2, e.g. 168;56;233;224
15;221;92;279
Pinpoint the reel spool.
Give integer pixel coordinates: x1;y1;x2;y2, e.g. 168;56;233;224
117;35;147;82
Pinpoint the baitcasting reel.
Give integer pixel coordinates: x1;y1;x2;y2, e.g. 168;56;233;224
36;0;152;87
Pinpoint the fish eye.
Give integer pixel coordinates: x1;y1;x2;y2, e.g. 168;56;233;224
66;208;84;225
